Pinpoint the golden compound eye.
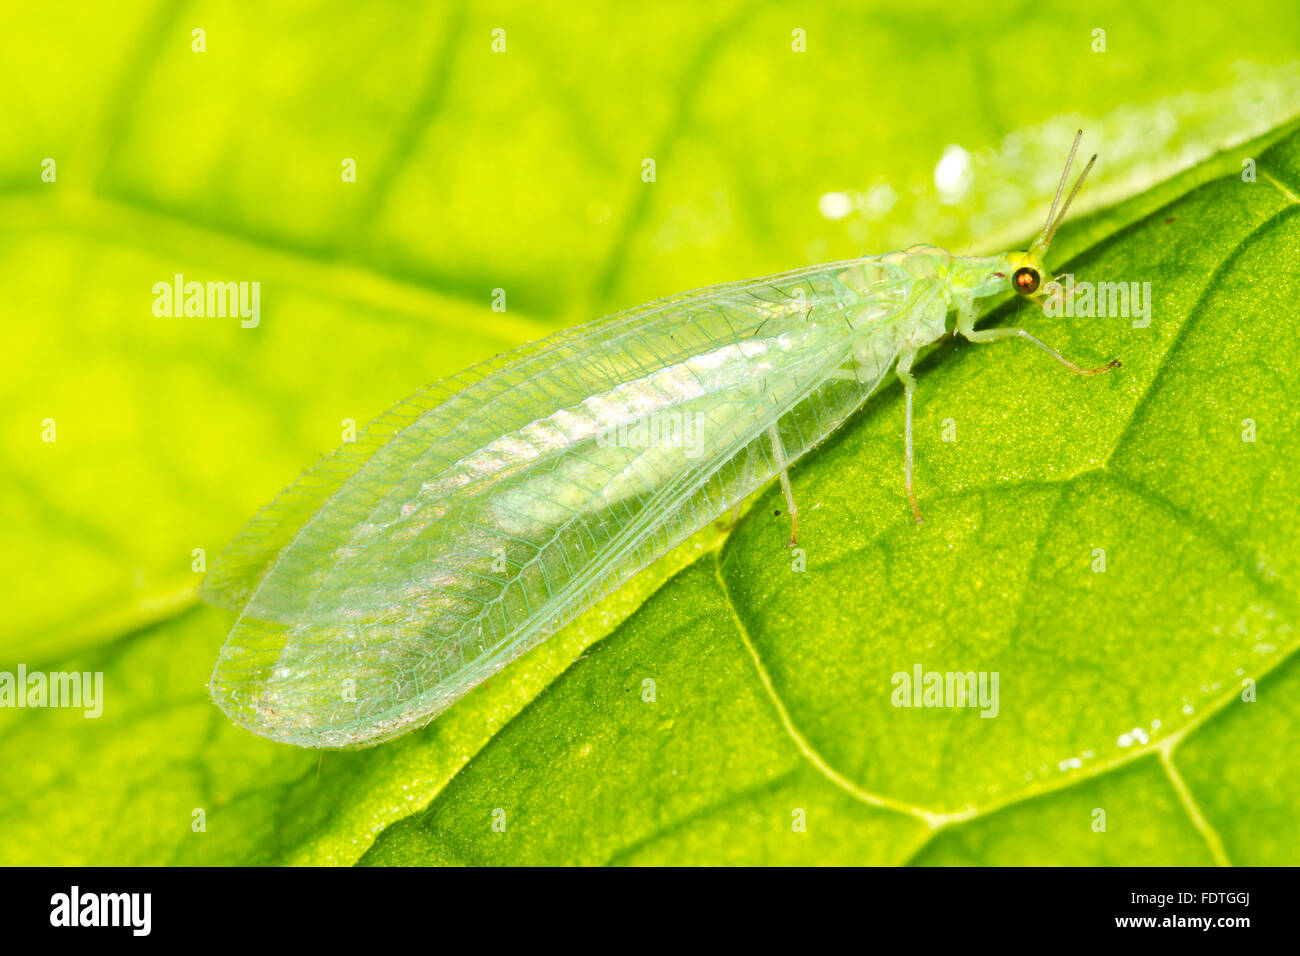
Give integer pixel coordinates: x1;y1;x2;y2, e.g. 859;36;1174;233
1012;266;1041;295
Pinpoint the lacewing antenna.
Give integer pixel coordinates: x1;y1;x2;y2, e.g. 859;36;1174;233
1032;130;1097;256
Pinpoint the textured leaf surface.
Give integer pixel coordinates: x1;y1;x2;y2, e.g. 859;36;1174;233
362;128;1300;865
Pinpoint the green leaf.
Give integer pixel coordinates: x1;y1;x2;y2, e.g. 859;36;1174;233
2;1;1299;866
361;127;1300;865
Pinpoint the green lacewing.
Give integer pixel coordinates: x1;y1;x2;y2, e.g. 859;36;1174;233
203;131;1118;748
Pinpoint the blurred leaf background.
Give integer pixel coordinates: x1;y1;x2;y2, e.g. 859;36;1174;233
1;0;1297;865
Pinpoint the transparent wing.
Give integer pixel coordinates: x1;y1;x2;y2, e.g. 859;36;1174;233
205;258;915;747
